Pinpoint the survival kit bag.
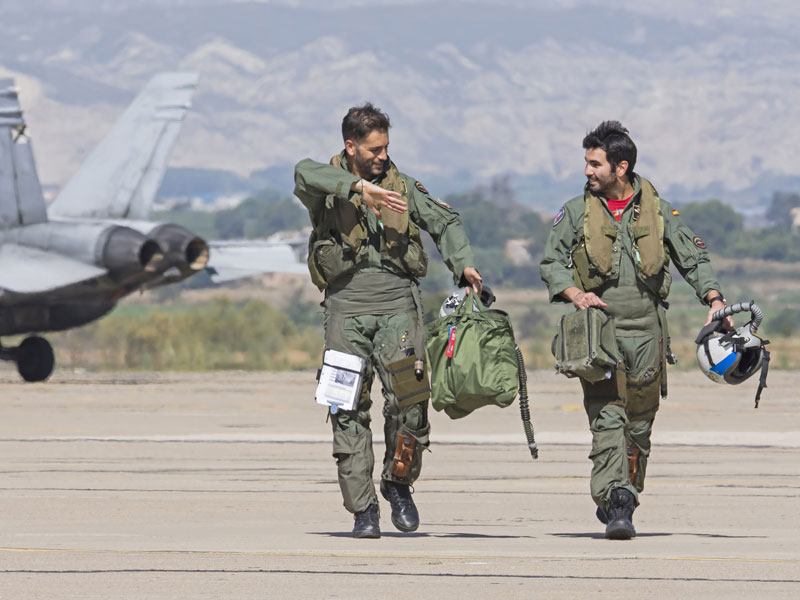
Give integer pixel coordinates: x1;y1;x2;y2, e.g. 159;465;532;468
426;288;537;459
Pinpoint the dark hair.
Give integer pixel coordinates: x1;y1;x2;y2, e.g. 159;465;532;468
342;102;391;143
582;121;637;178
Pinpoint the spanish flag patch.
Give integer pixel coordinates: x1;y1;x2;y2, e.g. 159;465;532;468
672;209;680;216
553;207;565;227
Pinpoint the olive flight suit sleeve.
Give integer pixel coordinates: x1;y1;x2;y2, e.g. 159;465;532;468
539;199;583;303
293;158;361;224
662;199;722;303
405;176;477;285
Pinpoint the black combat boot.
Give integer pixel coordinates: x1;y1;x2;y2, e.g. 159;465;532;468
604;488;636;540
352;504;380;539
380;480;419;532
596;505;608;524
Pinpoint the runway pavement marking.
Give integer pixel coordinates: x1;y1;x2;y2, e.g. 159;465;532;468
1;547;799;564
1;431;798;447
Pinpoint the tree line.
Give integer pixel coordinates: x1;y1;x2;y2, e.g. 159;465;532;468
678;192;800;261
155;183;800;297
38;187;799;372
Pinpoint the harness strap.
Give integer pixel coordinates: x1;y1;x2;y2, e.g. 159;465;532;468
754;347;770;409
718;330;746;353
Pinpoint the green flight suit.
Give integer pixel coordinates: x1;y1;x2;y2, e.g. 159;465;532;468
294;155;476;514
540;174;722;511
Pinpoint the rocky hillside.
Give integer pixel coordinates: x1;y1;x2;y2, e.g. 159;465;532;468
2;0;799;211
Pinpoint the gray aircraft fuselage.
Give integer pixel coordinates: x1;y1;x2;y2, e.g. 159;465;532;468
0;73;209;380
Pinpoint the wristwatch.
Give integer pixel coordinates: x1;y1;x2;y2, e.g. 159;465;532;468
707;294;725;305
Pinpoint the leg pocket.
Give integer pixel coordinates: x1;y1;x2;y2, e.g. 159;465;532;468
619;335;661;421
387;355;431;410
383;402;431;485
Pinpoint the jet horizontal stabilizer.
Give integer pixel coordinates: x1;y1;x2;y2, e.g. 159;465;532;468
0;243;106;295
206;241;307;284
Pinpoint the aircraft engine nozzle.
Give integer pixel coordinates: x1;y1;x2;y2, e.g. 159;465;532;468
141;240;165;272
184;237;210;271
150;224;209;276
101;226;164;275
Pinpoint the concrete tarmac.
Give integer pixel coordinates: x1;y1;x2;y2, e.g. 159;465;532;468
1;369;798;599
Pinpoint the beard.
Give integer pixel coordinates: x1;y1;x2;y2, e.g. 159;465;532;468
353;153;387;179
587;173;615;197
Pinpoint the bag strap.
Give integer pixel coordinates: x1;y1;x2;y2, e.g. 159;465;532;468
455;288;485;317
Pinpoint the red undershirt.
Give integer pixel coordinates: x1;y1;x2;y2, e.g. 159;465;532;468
607;194;634;222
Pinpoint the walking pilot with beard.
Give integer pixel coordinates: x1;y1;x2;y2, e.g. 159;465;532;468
540;121;732;539
294;103;481;538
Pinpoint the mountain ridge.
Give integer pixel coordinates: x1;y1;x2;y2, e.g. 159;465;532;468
3;1;799;213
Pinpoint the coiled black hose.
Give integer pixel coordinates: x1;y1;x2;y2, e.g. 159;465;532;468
711;301;763;333
516;345;538;460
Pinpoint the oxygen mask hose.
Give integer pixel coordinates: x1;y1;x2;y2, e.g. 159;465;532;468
711;301;763;333
515;345;538;460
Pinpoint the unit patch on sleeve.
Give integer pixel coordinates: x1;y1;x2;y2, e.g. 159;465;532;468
553;207;565;227
414;181;429;194
692;236;707;249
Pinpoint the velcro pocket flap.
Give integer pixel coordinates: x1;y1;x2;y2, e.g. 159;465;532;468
387;355;431;409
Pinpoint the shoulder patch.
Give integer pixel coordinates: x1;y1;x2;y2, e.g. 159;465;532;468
692;236;706;249
414;181;429;194
672;209;680;216
553;207;565;227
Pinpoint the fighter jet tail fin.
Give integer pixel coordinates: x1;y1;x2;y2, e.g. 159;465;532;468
0;79;48;229
49;72;198;221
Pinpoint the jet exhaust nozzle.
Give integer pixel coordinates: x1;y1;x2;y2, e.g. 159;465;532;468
184;237;210;271
149;224;209;275
101;226;164;275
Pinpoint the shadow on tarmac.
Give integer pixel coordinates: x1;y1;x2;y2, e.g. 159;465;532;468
313;532;536;539
551;532;767;539
551;532;670;539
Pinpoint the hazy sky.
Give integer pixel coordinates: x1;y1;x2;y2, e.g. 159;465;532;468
3;0;799;207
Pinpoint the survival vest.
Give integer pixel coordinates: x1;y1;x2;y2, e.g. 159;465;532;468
306;153;428;291
571;176;671;300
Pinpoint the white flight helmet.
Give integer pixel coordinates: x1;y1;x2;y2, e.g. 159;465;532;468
438;285;496;317
695;301;770;407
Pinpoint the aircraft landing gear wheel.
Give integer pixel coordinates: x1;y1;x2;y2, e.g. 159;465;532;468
17;336;55;382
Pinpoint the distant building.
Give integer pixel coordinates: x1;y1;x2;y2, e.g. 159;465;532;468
153;193;250;212
505;239;533;265
791;207;800;233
